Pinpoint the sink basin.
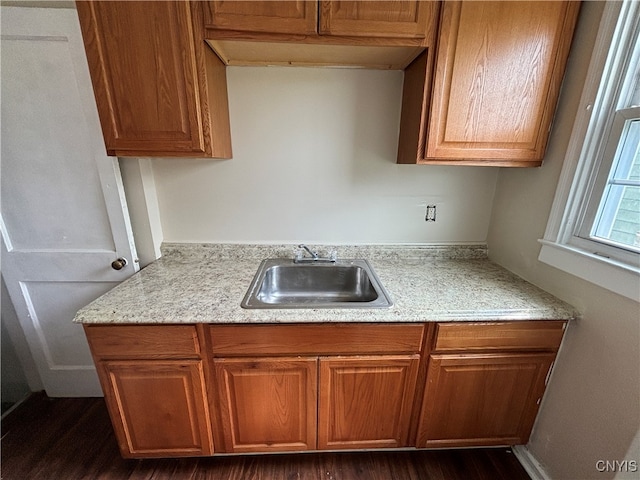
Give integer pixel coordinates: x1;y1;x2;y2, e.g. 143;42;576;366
241;259;393;309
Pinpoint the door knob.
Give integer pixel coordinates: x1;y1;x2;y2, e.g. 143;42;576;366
111;257;128;270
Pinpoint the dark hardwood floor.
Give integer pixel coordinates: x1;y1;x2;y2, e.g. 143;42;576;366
1;392;531;480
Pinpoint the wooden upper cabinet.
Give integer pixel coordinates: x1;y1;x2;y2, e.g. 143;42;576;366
205;1;318;35
76;1;232;158
319;1;433;39
398;1;580;166
203;1;438;70
205;1;432;41
426;1;579;165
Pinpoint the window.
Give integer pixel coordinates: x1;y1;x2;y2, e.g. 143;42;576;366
584;108;640;252
539;1;640;301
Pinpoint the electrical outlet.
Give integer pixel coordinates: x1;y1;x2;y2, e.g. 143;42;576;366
425;205;436;222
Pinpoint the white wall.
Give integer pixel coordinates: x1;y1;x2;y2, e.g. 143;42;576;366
152;67;498;245
487;2;640;479
119;158;163;268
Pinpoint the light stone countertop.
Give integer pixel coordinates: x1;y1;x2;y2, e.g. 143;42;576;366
73;243;578;324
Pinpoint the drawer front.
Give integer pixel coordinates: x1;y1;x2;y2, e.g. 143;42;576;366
84;325;200;359
433;321;566;352
209;324;425;356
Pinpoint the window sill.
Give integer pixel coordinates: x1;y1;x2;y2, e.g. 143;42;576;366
538;240;640;302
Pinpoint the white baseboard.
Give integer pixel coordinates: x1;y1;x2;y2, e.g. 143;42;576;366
512;445;551;480
0;391;32;421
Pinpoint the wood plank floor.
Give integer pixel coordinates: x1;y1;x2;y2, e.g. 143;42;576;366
1;392;531;480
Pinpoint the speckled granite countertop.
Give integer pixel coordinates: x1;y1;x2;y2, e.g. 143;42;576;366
74;243;577;324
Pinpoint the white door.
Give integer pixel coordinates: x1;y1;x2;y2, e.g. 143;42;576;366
1;6;139;396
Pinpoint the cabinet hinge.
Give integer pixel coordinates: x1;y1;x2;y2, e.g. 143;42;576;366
544;361;555;386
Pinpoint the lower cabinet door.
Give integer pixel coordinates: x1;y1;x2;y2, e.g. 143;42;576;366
318;355;420;449
416;353;556;448
214;357;318;452
100;360;213;457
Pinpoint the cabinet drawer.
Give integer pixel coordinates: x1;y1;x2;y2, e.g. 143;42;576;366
84;325;200;359
433;321;565;352
209;324;424;356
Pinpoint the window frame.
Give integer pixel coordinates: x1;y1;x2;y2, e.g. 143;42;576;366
575;106;640;259
539;0;640;302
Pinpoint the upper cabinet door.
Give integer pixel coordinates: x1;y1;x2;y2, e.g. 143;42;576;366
425;1;580;166
319;1;433;39
205;1;318;35
76;1;232;158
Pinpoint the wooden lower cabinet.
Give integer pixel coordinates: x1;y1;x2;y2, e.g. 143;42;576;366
213;357;318;452
416;353;556;448
84;321;565;458
318;355;420;449
213;354;421;452
99;360;213;457
209;323;425;453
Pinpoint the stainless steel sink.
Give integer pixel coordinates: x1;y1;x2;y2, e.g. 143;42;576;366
241;259;393;309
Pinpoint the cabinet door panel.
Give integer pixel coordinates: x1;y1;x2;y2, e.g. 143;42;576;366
205;1;318;35
319;355;419;449
101;360;213;457
425;1;579;164
214;357;317;452
319;1;434;39
417;353;555;448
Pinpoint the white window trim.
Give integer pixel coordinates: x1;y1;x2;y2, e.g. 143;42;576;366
575;105;640;261
539;1;640;302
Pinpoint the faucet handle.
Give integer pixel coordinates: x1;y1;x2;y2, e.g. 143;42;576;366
298;244;318;259
293;245;335;263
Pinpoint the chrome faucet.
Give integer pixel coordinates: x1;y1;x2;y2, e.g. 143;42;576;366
299;244;318;260
294;244;337;263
